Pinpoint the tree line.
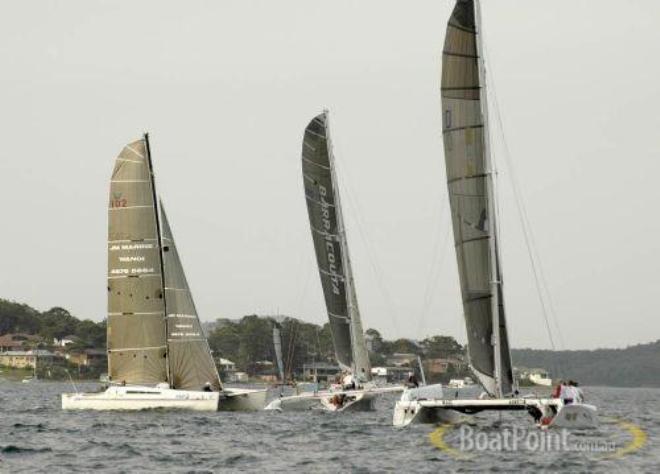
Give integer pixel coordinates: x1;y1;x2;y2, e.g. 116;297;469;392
0;299;105;350
3;298;658;387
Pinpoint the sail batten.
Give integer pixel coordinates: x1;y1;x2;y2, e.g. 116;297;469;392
442;0;514;397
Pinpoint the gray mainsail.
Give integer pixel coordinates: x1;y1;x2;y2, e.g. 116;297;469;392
107;136;168;385
301;111;370;379
441;0;514;397
272;324;285;383
161;203;222;391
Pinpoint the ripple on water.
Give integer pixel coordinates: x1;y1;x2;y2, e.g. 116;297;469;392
1;445;53;455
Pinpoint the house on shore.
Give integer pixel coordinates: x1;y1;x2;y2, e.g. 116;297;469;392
0;349;55;369
0;333;41;352
67;349;107;367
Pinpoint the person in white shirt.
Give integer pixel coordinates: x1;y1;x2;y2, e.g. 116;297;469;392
342;373;355;390
568;380;584;403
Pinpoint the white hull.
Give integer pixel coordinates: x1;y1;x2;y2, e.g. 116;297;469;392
62;385;268;412
393;400;460;426
393;394;598;429
62;386;220;411
265;385;403;412
548;403;598;429
220;387;269;411
529;374;553;386
393;384;460;427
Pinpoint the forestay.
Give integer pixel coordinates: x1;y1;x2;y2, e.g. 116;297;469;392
441;0;513;396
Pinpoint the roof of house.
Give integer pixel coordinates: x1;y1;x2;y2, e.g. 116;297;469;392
1;349;56;357
0;333;40;348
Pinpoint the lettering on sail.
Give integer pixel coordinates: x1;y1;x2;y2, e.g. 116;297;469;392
319;185;341;295
109;267;155;275
110;192;128;208
109;243;155;251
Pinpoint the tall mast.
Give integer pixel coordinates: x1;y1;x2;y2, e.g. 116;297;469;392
144;133;172;387
325;112;370;379
474;0;502;398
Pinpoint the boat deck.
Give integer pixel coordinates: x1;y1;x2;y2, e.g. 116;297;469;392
417;397;561;414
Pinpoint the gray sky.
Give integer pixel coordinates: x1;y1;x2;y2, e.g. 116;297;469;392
0;0;658;350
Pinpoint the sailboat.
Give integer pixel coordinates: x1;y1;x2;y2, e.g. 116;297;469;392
265;111;402;411
62;134;267;411
393;0;597;428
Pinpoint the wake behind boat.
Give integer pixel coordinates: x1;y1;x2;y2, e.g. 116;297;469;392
61;134;266;411
393;0;597;429
268;111;403;412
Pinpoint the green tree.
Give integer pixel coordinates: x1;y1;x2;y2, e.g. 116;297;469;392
420;335;464;358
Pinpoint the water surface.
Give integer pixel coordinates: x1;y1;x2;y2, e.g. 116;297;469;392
0;382;656;472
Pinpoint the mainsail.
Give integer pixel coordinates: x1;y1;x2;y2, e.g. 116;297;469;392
107;136;168;385
301;111;370;379
441;0;514;397
161;203;222;391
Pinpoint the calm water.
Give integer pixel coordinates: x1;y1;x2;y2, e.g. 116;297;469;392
0;381;657;473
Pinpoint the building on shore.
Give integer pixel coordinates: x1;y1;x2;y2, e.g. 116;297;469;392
302;362;341;382
0;349;55;369
67;349;107;367
0;333;41;352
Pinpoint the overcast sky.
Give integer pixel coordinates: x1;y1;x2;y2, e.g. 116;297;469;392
1;0;658;350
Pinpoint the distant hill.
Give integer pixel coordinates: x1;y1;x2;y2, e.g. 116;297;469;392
512;340;660;388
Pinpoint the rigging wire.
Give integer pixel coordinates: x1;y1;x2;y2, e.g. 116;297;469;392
330;144;402;335
416;200;453;337
481;38;566;351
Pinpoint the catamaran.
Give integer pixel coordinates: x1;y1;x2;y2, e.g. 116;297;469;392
265;111;403;412
62;134;267;411
393;0;597;428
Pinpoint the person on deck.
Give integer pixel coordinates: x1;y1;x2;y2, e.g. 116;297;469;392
560;381;574;405
356;368;368;388
568;380;583;403
407;372;419;388
342;373;355;390
202;382;213;392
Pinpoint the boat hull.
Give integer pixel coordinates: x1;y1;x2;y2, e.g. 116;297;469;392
62;386;220;411
393;400;459;427
548;403;598;429
220;387;269;411
265;385;402;412
393;395;598;429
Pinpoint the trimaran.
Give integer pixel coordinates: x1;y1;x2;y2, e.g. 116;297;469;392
62;134;267;411
393;0;598;428
265;111;403;411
